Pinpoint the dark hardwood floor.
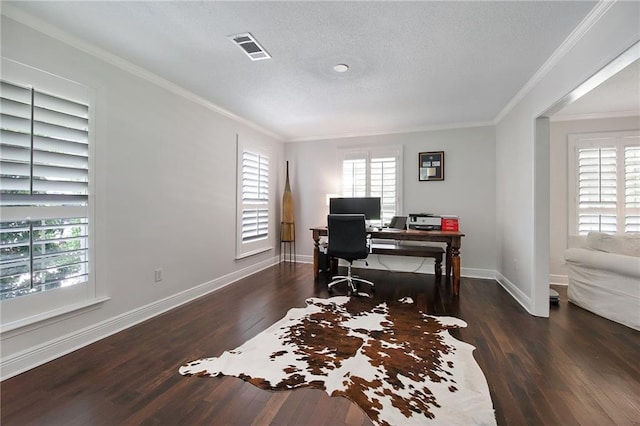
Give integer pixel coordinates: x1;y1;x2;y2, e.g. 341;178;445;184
2;263;639;425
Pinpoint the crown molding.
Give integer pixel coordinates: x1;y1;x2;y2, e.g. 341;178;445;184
0;5;284;142
550;110;639;122
3;2;618;144
493;0;616;124
286;120;494;143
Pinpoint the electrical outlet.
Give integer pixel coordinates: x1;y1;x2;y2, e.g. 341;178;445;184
154;268;163;282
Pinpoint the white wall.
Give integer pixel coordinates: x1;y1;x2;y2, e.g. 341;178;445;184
286;126;497;277
0;16;284;379
549;116;640;283
495;1;640;316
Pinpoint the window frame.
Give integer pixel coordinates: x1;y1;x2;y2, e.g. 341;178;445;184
339;145;403;226
0;58;97;327
568;130;640;236
235;135;273;259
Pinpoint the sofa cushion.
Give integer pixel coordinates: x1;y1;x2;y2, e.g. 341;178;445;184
585;232;640;258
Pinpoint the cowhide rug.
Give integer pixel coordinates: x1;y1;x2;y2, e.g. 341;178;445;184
179;296;496;426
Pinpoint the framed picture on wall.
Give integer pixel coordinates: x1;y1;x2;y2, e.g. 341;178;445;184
418;151;444;181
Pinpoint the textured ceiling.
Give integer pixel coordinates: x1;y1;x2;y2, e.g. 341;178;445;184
4;1;599;141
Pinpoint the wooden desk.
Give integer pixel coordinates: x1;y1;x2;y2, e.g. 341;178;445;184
310;227;465;296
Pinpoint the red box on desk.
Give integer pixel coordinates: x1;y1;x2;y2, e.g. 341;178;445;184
441;216;459;231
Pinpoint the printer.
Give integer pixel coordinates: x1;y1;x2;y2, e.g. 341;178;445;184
408;213;441;230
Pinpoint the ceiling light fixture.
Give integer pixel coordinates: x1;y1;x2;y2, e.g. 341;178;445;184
333;64;349;73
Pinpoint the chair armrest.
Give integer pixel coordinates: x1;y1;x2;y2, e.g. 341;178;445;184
564;248;640;278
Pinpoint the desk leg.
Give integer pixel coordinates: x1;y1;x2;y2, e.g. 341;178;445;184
451;239;461;297
312;230;320;280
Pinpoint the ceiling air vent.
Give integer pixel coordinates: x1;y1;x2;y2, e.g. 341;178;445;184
229;33;271;61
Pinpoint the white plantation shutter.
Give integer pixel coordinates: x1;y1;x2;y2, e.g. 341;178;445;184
569;131;640;235
1;81;89;205
235;138;272;259
370;156;397;225
342;158;366;197
576;147;617;234
241;209;268;242
340;147;401;225
241;150;269;242
1;79;90;300
625;145;640;232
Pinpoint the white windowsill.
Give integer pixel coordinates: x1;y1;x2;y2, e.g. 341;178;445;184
1;297;110;336
235;246;272;260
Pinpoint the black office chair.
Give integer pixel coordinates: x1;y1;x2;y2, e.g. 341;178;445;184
327;214;374;296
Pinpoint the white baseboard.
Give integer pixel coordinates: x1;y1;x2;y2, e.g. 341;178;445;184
496;272;533;314
1;256;278;381
0;255;519;380
296;254;496;280
549;274;568;286
460;268;496;280
302;253;537;315
295;254;313;264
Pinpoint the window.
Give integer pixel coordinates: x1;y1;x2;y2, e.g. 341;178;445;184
241;150;269;243
236;138;272;258
568;131;640;235
341;147;402;226
1;79;90;301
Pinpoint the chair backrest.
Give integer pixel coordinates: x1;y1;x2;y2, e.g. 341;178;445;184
327;214;369;261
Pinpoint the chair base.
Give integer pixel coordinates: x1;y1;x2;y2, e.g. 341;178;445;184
327;264;374;296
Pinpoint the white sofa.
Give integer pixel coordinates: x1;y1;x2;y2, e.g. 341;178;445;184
564;232;640;331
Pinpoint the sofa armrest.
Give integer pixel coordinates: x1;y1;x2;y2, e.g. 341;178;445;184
564;248;640;278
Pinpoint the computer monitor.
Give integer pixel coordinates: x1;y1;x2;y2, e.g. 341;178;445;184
329;197;381;220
